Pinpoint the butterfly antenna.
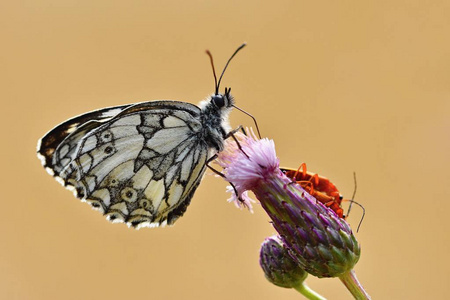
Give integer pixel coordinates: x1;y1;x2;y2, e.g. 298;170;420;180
216;43;247;92
205;50;219;95
232;104;262;139
215;44;260;138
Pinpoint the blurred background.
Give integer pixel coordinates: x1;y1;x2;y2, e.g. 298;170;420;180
1;1;449;299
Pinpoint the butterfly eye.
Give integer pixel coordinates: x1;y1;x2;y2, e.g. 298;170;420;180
211;95;226;108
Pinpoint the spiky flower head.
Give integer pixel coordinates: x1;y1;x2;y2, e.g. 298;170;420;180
260;235;308;288
216;130;361;278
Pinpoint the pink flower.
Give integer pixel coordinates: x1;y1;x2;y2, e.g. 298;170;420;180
216;128;370;299
216;129;361;278
216;128;280;211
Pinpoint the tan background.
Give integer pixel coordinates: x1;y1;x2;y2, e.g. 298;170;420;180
1;1;449;299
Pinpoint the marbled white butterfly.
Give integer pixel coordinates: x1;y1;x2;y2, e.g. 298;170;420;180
37;44;246;229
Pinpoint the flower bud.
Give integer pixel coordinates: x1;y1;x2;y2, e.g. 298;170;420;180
259;235;307;288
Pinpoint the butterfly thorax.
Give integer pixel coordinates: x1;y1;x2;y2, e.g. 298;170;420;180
199;93;234;152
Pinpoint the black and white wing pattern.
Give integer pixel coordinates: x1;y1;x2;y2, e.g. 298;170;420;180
38;100;220;228
38;43;247;229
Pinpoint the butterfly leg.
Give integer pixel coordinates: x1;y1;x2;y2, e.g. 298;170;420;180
235;125;258;138
219;125;249;158
225;124;243;137
225;128;250;159
206;154;243;202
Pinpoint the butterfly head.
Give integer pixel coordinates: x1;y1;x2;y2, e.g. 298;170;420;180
210;87;234;109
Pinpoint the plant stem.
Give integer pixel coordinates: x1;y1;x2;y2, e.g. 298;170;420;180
339;270;371;299
293;282;327;300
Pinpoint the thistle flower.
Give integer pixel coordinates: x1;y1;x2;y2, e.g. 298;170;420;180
260;235;326;300
260;235;308;288
216;130;370;299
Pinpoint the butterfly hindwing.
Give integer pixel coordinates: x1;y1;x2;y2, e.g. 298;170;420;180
39;101;211;228
38;104;132;174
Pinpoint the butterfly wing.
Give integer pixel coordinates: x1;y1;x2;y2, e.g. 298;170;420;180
38;104;132;174
38;101;210;228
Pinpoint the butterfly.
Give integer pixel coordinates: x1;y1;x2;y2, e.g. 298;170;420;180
37;44;246;229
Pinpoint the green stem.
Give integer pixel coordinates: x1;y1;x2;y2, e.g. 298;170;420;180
293;282;327;300
339;270;371;300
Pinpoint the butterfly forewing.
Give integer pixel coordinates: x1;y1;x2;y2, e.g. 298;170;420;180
38;100;219;228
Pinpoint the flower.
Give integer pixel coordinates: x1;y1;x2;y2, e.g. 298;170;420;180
260;235;326;299
224;186;256;213
216;130;361;278
259;235;308;288
216;128;279;199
